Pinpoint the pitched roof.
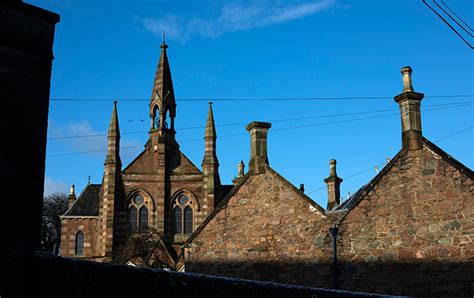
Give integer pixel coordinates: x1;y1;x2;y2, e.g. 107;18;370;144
423;137;474;179
335;137;473;215
64;184;101;216
186;165;326;244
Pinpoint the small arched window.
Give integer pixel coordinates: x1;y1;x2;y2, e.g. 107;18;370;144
129;207;138;233
75;231;84;256
184;206;193;234
153;106;160;129
139;206;148;231
172;194;194;238
128;194;149;234
173;207;182;235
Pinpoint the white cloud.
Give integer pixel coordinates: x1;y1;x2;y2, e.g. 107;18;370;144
136;0;335;42
44;176;69;196
49;120;143;161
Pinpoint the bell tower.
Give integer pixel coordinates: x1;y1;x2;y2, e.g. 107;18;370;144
147;41;179;233
149;41;177;140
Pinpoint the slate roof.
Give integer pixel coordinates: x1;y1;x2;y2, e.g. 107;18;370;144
221;184;234;198
335;137;473;213
64;184;101;216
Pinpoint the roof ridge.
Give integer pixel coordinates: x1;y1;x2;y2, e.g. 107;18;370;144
422;137;474;179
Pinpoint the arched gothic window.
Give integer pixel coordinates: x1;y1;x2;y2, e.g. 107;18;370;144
128;194;149;233
153;106;160;129
172;194;194;238
75;231;84;256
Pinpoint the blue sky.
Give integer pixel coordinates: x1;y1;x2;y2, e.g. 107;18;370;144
30;0;473;208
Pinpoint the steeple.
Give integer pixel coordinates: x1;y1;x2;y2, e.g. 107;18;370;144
202;102;222;210
105;101;121;165
149;41;176;133
98;101;126;257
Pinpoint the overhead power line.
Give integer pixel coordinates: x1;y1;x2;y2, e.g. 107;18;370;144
305;125;474;195
47;101;474;140
435;0;473;37
441;0;474;32
46;103;473;158
48;94;474;102
423;0;473;49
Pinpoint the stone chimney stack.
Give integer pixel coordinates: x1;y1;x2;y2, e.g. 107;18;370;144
68;184;76;209
394;66;425;151
232;161;245;185
324;159;343;210
246;121;271;174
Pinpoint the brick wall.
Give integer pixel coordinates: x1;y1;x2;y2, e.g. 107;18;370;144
60;217;98;258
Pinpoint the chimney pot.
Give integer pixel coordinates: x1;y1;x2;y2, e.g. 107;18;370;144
68;184;76;209
246;121;271;174
401;66;414;92
324;159;343;210
237;160;245;178
299;184;305;193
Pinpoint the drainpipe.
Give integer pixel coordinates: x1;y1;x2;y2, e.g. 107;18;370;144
329;223;339;289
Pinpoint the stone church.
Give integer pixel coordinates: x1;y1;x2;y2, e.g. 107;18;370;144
60;44;473;296
60;42;233;265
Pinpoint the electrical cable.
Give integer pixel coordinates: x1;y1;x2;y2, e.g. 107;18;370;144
440;0;474;32
48;94;474;102
423;0;473;49
305;125;474;195
47;101;473;140
434;0;473;37
46;103;473;157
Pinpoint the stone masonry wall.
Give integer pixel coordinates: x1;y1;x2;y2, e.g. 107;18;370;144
336;145;474;296
187;168;334;288
60;218;98;258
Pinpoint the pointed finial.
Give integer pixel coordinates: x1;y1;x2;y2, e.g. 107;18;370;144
160;31;168;49
88;173;91;185
209;101;213;106
114;100;118;106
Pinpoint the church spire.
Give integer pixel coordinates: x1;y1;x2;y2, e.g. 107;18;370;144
202;102;222;210
105;101;121;166
98;101;125;257
203;102;218;165
149;41;176;132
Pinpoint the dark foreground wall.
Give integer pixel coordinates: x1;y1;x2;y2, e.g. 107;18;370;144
188;259;473;297
35;253;402;298
0;1;59;297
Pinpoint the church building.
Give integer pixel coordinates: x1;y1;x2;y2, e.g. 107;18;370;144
59;44;473;296
60;42;232;266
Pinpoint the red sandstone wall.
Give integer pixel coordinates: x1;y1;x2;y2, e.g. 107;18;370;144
187;169;333;287
336;146;474;296
60;217;98;258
